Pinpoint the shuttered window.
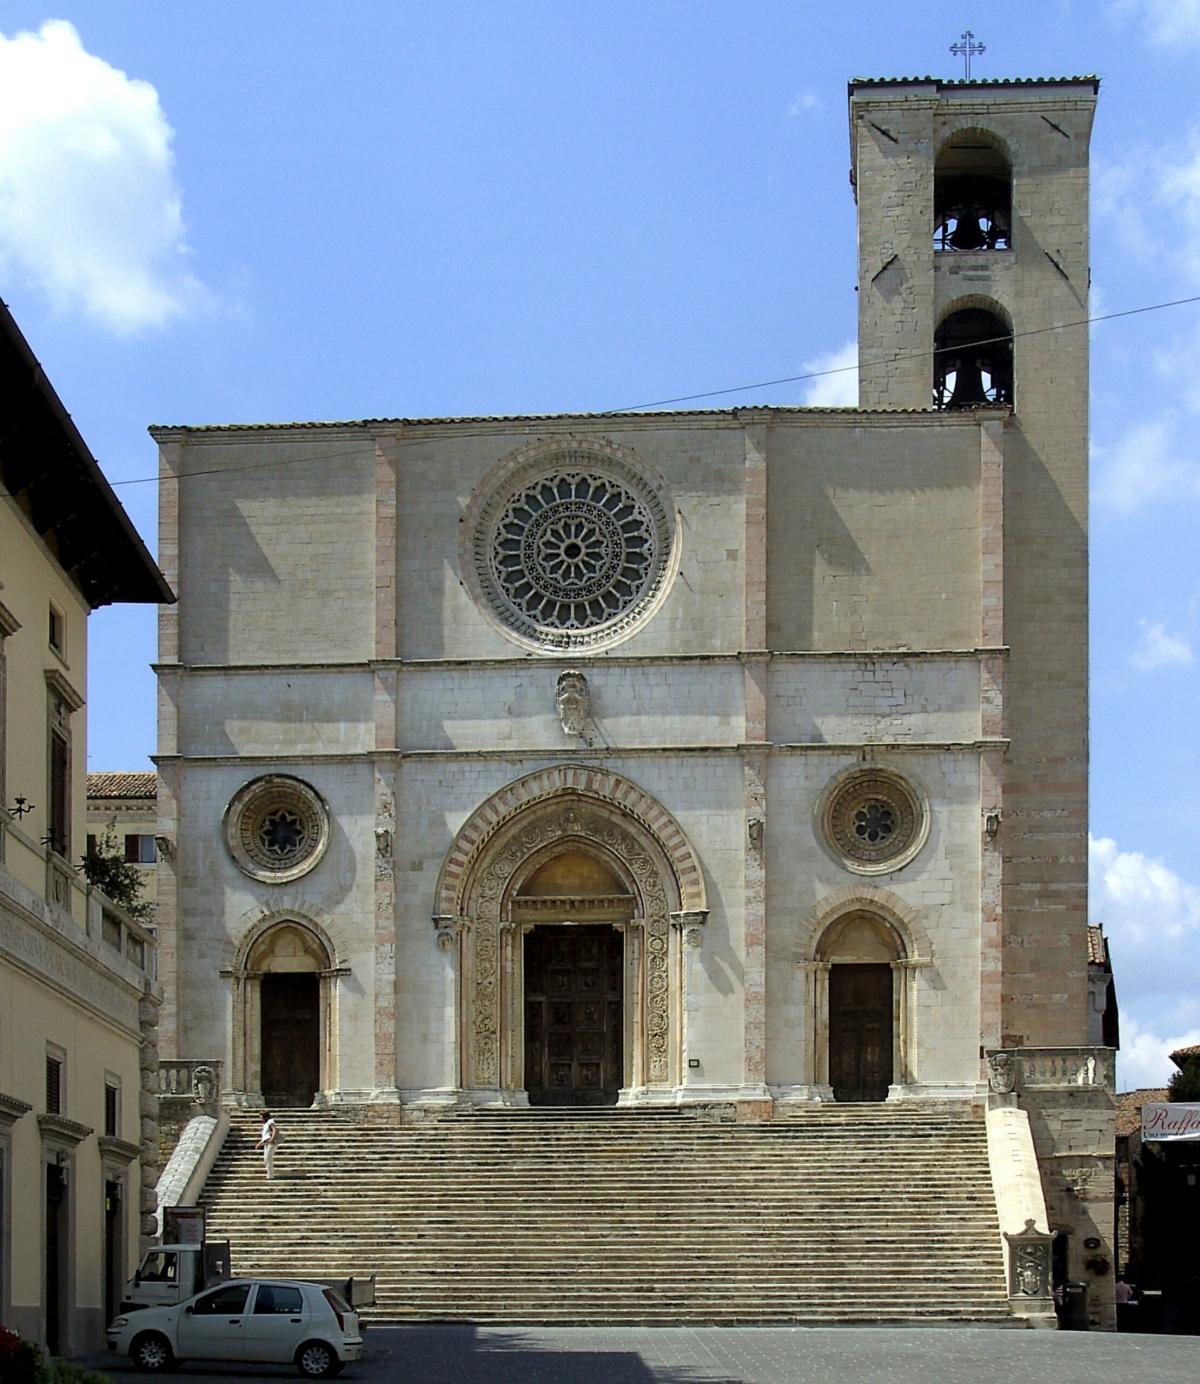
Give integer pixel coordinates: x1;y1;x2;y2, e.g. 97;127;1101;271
49;732;69;857
46;1055;63;1115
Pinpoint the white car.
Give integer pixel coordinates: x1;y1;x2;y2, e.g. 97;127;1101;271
107;1277;362;1377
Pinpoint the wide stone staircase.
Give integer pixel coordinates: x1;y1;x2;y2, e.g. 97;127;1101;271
198;1105;1014;1325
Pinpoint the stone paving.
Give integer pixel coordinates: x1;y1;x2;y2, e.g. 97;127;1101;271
83;1324;1199;1384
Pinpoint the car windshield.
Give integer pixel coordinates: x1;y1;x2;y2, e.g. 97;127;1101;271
138;1253;176;1282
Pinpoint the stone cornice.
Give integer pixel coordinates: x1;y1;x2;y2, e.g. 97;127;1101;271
0;871;147;1033
98;1135;142;1165
38;1113;93;1145
153;647;1008;676
150;408;988;448
0;600;20;639
157;740;1009;768
44;666;85;713
0;1091;32;1126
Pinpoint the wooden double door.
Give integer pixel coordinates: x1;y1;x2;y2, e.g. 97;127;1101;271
524;925;623;1106
261;973;320;1107
828;963;894;1102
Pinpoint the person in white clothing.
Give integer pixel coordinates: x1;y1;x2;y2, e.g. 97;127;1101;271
255;1110;278;1179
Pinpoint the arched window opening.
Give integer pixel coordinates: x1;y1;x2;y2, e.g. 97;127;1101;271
934;136;1011;252
933;307;1013;410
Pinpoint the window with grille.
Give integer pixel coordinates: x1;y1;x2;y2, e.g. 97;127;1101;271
46;1054;63;1114
104;1082;119;1137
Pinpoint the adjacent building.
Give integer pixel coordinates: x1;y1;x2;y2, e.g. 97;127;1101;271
0;300;173;1352
86;773;160;913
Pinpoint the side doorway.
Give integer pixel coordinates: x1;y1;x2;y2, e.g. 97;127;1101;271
816;911;904;1103
261;973;320;1108
828;963;894;1102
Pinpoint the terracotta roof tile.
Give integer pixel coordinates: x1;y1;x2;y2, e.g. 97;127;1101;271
1116;1089;1170;1137
87;771;156;800
1087;925;1107;966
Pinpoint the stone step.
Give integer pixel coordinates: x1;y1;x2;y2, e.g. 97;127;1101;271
195;1106;1008;1327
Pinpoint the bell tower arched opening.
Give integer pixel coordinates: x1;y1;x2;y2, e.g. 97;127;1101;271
934;131;1012;253
933;305;1013;410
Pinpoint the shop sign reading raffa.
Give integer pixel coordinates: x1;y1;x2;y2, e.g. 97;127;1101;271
1141;1103;1200;1141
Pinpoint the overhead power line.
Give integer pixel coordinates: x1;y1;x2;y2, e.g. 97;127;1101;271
94;291;1200;491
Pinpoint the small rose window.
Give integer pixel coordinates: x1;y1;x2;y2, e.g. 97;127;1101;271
224;775;330;884
822;770;928;874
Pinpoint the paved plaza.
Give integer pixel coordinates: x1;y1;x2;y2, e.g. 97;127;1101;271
82;1324;1199;1384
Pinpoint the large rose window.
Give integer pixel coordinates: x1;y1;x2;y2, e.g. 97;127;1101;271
464;442;677;651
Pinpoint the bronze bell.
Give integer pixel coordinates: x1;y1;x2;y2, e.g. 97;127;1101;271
948;209;988;251
945;359;990;408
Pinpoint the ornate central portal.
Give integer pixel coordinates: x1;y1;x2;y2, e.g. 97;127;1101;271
433;767;708;1105
524;925;624;1105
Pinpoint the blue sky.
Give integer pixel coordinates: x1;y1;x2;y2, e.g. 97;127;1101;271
1;2;1196;1089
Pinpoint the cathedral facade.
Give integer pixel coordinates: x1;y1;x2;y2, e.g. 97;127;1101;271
154;75;1113;1303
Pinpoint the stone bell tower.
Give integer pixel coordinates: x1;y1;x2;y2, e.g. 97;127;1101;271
848;77;1099;1048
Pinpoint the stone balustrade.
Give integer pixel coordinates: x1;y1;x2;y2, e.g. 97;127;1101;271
157;1059;222;1104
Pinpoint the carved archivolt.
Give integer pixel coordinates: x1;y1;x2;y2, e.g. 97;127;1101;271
231;906;339;976
795;885;933;966
434;764;706;921
441;770;704;1094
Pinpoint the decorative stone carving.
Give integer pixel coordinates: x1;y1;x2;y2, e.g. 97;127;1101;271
375;827;393;860
1004;1219;1053;1299
1014;1242;1051;1297
672;909;707;950
1061;1163;1104;1197
987;1050;1017;1094
556;671;592;738
153;834;175;864
191;1064;216;1106
434;917;464;954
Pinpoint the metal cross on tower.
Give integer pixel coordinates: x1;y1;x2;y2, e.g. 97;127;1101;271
949;30;986;80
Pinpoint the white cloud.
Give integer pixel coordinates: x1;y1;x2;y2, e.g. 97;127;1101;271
1090;833;1200;1087
0;19;207;333
787;89;823;118
1095;134;1200;286
1131;619;1194;669
1118;1017;1200;1091
1092;415;1200;513
1110;0;1200;46
801;341;858;407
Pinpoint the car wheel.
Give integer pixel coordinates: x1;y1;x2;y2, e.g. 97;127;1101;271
296;1341;341;1378
130;1332;174;1372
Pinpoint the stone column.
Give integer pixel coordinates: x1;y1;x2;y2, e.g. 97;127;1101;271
739;417;771;1105
372;431;400;1097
